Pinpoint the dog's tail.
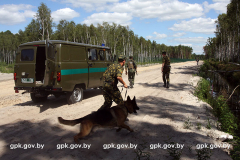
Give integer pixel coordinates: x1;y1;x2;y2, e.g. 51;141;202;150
58;117;83;126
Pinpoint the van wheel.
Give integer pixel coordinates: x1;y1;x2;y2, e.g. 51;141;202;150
30;93;48;103
67;87;83;105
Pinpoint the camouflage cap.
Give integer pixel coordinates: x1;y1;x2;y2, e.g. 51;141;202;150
162;51;166;55
118;55;126;61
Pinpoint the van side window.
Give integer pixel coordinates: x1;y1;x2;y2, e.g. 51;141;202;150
21;49;34;61
99;50;105;61
88;49;97;60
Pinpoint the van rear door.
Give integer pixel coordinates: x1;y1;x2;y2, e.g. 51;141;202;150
43;40;55;86
16;47;36;86
87;48;100;88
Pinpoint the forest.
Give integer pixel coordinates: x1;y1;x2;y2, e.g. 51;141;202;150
0;3;195;65
204;0;240;63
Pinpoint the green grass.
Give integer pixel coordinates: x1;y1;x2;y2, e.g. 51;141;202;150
183;117;193;129
0;62;14;73
206;118;212;129
196;123;202;130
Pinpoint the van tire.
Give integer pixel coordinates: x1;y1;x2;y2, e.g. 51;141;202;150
30;93;48;103
67;87;83;105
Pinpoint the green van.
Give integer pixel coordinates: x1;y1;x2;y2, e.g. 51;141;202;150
14;40;113;104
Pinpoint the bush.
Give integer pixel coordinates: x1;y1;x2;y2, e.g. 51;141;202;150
194;78;211;101
194;80;238;135
215;96;238;134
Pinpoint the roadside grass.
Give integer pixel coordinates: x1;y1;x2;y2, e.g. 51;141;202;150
195;147;213;160
165;138;182;160
196;123;202;130
206;118;212;129
0;62;14;73
134;142;151;160
183;117;193;129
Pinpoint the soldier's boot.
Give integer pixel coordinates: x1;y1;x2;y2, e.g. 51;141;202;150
130;81;133;88
163;81;166;87
166;82;169;88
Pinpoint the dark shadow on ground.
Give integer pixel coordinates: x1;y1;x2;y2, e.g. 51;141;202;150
0;95;229;159
14;89;103;113
0;119;219;160
138;82;190;92
175;66;200;75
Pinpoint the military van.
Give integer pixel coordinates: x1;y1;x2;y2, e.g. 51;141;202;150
14;40;113;104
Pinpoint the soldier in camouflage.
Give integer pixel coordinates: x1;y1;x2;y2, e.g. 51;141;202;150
196;58;199;65
162;51;171;88
98;55;128;110
125;56;137;88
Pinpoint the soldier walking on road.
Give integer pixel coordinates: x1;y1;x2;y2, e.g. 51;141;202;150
162;51;171;88
98;55;128;110
125;56;137;88
196;58;199;65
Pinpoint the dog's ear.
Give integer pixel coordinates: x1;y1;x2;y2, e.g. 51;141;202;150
133;96;136;101
127;96;131;101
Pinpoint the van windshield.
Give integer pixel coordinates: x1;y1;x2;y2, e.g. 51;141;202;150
21;49;34;61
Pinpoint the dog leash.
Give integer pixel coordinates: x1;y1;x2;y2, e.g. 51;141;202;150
124;87;128;101
120;86;124;93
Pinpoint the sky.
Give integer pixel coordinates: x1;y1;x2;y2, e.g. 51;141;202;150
0;0;231;55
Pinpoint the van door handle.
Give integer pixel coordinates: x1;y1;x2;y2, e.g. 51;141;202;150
89;63;92;67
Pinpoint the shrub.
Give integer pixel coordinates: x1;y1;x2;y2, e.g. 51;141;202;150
195;80;238;135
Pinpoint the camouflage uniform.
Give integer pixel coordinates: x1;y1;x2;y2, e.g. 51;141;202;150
162;55;171;87
126;59;137;88
99;62;124;110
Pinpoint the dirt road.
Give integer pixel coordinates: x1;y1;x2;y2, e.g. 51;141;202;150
0;61;232;160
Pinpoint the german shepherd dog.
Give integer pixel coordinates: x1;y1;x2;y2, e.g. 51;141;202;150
58;96;139;143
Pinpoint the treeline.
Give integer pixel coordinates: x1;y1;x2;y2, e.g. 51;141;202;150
0;3;194;64
204;0;240;63
191;53;205;60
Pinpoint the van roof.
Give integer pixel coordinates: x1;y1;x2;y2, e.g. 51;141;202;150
19;40;111;49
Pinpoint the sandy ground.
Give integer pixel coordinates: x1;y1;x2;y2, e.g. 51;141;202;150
0;61;233;160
